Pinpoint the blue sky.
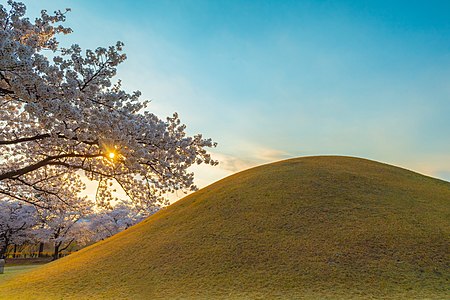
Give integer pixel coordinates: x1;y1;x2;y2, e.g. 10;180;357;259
25;0;450;188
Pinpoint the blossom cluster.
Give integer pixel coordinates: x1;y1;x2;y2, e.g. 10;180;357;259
0;198;147;259
0;1;217;211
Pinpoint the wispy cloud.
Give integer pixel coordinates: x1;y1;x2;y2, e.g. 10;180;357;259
211;146;292;173
402;154;450;183
213;153;254;173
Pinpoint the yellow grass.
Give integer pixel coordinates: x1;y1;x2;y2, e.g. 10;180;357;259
0;156;449;299
0;265;41;284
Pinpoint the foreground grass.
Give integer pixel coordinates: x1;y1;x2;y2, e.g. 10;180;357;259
0;156;449;299
0;265;41;284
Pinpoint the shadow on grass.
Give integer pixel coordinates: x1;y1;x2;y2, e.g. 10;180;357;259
0;264;45;283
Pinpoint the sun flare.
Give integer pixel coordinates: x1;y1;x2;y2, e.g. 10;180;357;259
108;152;115;159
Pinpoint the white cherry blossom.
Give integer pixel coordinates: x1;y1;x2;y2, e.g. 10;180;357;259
0;1;217;211
0;200;37;258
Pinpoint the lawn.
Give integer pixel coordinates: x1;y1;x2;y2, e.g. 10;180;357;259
0;265;42;284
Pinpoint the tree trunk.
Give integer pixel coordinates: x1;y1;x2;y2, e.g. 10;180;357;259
52;242;61;261
13;244;17;258
0;236;9;259
38;242;44;258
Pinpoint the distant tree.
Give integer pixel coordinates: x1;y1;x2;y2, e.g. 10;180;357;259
89;201;149;241
0;1;216;211
35;200;91;260
0;200;37;258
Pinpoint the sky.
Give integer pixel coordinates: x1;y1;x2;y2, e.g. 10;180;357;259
24;0;450;193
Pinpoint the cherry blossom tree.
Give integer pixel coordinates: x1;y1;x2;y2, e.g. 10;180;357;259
88;201;148;241
0;1;217;211
34;199;92;260
0;199;37;258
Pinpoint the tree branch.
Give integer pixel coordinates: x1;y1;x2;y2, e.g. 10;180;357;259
0;133;51;145
0;153;104;180
0;189;50;209
0;133;99;146
0;87;14;96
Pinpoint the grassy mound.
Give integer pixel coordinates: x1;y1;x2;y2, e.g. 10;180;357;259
0;156;449;299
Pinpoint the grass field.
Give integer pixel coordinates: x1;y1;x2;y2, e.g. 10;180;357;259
0;156;448;299
0;265;41;284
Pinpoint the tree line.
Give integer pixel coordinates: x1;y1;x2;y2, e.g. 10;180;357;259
0;199;150;260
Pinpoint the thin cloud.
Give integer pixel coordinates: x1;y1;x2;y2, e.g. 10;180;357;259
213;147;292;173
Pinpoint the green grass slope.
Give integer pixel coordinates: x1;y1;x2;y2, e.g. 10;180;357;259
0;156;449;299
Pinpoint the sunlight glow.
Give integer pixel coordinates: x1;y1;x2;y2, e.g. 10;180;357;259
108;152;115;159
